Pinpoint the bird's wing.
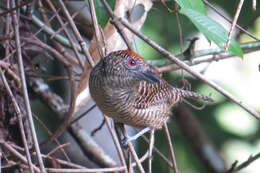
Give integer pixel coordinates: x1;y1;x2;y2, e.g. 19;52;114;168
133;80;180;109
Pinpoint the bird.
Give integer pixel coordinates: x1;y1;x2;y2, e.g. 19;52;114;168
89;50;213;145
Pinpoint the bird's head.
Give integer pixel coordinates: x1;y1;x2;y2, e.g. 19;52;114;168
98;50;161;84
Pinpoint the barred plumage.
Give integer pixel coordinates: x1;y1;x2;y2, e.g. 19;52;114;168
89;50;213;129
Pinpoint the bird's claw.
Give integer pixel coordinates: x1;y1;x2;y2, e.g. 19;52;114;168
121;137;130;148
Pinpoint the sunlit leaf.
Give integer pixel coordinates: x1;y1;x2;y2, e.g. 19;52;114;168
175;0;206;14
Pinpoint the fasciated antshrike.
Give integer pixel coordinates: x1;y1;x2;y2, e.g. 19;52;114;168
89;50;213;144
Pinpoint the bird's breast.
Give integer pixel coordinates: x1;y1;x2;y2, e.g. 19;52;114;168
89;76;171;129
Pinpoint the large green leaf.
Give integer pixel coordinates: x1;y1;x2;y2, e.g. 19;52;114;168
175;0;206;14
180;8;243;57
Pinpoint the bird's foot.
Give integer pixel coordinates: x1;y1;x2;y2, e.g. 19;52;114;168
121;136;131;147
121;127;152;147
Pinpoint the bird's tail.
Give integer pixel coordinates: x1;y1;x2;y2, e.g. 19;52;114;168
176;88;214;102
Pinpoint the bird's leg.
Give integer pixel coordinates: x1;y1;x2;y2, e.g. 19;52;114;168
114;122;125;141
122;127;152;146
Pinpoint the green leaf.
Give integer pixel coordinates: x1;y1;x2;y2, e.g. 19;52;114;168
180;8;243;57
175;0;206;14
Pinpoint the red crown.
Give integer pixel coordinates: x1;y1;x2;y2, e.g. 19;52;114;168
118;50;144;61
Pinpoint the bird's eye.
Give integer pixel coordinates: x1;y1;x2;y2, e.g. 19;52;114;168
127;59;137;66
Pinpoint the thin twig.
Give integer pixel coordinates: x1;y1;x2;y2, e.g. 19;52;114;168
31;14;82;52
148;129;155;173
44;0;84;68
49;5;86;40
157;41;260;72
115;123;145;173
70;104;96;125
57;0;95;67
45;149;160;173
11;1;46;172
37;0;80;68
0;0;33;17
3;9;69;65
45;151;159;172
203;0;259;41
32;114;70;162
13;144;101;169
227;152;260;173
141;135;174;168
128;143;146;173
0;60;20;85
114;123;132;172
90;118;106;136
21;37;71;67
104;117;127;171
42;155;85;169
0;141;40;173
4;0;11;58
88;0;105;57
163;123;179;173
127;150;133;173
0;68;35;173
46;168;123;173
46;143;70;157
224;0;245;50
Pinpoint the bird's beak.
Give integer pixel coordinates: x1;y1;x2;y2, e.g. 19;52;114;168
135;71;161;84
